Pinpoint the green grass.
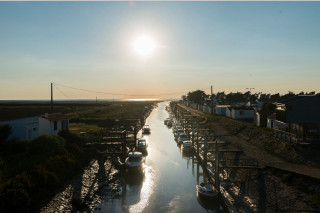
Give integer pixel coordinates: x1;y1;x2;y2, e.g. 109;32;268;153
0;101;156;130
69;123;101;134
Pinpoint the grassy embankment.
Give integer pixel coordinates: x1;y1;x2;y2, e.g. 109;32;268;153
205;113;320;165
0;101;156;132
204;113;320;207
0;101;156;212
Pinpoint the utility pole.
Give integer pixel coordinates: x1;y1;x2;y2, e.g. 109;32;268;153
211;85;213;114
96;96;97;105
51;83;53;113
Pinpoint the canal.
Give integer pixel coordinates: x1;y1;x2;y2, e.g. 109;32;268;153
95;102;223;213
41;102;225;213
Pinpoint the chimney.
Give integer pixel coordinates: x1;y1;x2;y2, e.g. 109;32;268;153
45;113;48;118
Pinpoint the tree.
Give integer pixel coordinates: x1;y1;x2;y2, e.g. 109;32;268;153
306;91;315;95
0;124;12;144
187;90;208;105
181;95;187;102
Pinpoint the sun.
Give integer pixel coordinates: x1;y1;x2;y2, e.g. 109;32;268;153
133;35;156;56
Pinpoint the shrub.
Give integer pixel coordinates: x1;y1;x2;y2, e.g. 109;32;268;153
28;135;66;157
2;139;29;153
0;172;32;212
58;129;85;148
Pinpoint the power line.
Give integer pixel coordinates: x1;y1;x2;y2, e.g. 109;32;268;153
53;83;210;97
53;84;72;99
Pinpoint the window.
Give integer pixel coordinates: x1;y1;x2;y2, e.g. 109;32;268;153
62;120;69;129
54;121;57;130
240;111;244;115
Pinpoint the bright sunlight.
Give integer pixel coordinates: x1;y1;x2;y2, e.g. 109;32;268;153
133;35;156;56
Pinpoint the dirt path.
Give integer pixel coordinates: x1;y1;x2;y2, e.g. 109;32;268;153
211;122;320;180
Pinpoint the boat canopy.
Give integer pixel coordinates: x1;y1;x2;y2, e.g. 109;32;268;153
128;151;143;157
138;139;146;146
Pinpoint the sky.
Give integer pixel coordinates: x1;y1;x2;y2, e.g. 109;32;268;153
0;1;320;100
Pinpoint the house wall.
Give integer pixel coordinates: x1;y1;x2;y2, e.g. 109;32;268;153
39;117;51;135
273;120;288;131
226;109;232;118
232;109;255;119
50;119;69;135
202;105;212;113
267;118;274;129
286;97;320;129
255;113;260;126
216;107;227;116
0;117;39;140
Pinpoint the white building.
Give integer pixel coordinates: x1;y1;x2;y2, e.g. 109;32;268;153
226;107;232;118
0;117;39;140
215;105;231;116
39;113;69;135
0;113;69;141
226;107;255;120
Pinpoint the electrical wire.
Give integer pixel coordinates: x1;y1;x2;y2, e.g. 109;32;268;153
53;84;72;99
53;83;210;97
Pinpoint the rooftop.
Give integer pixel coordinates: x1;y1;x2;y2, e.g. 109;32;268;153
40;113;69;121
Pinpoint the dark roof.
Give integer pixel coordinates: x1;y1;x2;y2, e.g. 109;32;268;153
40;113;69;121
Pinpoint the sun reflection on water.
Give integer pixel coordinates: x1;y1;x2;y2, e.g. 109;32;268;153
128;165;154;213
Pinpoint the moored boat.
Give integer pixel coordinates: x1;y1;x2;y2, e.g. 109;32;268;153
136;138;148;154
142;125;151;134
182;140;193;152
178;133;188;144
196;182;218;199
124;151;145;172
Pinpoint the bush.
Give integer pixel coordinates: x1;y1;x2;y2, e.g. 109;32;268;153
0;172;32;212
58;129;85;148
0;124;12;145
281;173;293;182
28;135;66;157
2;139;29;153
45;154;78;181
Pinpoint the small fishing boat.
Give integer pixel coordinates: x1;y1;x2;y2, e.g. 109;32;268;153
136;138;148;154
196;182;218;199
164;118;171;125
142;125;151;134
178;133;188;144
182;140;193;152
124;151;145;172
174;129;184;140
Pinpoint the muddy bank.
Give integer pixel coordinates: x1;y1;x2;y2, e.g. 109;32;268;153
40;156;124;213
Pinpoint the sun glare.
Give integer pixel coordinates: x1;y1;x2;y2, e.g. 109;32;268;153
133;35;156;56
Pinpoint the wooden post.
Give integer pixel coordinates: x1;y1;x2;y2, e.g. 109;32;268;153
204;134;207;165
196;125;199;156
51;83;53;113
192;123;195;147
215;137;220;192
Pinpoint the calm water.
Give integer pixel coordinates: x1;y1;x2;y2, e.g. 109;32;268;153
95;102;223;213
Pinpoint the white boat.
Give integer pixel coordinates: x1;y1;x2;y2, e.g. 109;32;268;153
196;182;218;199
164;118;171;125
178;133;188;144
142;125;151;134
174;129;184;139
182;140;193;152
136;138;148;154
124;151;145;172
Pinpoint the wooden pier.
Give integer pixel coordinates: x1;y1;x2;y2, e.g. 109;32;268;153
172;102;261;213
